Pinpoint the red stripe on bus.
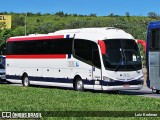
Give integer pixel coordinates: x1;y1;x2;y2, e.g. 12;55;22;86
6;54;66;59
7;35;64;42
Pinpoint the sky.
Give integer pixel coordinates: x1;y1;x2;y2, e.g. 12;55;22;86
0;0;160;16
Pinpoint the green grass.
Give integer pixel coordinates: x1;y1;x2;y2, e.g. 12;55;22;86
0;84;160;119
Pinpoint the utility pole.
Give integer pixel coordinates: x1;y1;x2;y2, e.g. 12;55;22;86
25;13;27;36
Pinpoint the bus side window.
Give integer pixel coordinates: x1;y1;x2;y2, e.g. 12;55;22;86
92;46;101;69
74;39;92;63
150;29;160;51
7;38;73;55
6;42;13;55
74;39;101;68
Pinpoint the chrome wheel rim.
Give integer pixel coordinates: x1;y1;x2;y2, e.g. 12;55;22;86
77;80;83;90
24;77;29;86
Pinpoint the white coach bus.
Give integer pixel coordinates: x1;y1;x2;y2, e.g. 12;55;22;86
6;27;144;91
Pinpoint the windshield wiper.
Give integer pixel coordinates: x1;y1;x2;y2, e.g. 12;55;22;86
114;48;125;72
114;64;120;72
114;58;124;71
124;56;140;72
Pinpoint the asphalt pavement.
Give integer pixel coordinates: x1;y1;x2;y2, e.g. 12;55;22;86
119;85;160;98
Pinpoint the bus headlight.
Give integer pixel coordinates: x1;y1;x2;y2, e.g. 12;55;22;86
103;76;111;81
139;76;144;81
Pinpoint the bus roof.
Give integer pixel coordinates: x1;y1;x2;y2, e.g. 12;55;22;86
148;21;160;29
7;27;134;42
52;27;134;40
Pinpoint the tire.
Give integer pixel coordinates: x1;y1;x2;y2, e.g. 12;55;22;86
6;81;12;84
107;90;118;94
22;74;30;87
152;89;159;94
75;78;84;91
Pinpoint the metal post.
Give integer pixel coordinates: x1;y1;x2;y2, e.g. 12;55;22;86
25;14;27;36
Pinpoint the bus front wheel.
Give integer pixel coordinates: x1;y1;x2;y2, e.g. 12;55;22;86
22;74;30;87
75;78;84;91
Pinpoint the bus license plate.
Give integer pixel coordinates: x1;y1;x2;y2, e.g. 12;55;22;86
123;84;130;87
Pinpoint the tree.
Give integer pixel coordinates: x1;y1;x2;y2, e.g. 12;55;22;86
125;12;130;17
148;12;159;19
0;22;6;29
89;13;97;17
12;15;25;26
108;13;114;17
26;12;34;16
55;11;65;17
36;12;41;16
0;29;12;54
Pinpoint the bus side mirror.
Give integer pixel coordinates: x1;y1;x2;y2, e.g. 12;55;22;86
137;39;146;54
98;40;106;55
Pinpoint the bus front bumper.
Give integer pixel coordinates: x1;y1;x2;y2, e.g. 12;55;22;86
101;79;143;91
0;74;6;80
102;84;143;91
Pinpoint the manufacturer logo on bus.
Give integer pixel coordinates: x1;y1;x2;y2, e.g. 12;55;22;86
121;73;130;77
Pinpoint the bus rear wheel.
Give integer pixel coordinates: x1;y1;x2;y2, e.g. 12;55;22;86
75;78;84;91
22;74;30;87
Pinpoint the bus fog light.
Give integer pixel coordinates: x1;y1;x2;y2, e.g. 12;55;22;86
95;81;100;85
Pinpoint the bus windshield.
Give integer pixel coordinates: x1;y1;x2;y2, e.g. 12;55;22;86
103;39;142;71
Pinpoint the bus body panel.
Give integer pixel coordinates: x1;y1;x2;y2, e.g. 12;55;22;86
6;27;143;91
147;21;160;90
101;70;143;90
6;56;102;89
148;52;160;89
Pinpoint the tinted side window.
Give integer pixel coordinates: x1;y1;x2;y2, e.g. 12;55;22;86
150;29;160;51
74;39;101;68
6;42;13;55
74;39;92;62
92;48;101;68
6;38;73;55
36;39;72;54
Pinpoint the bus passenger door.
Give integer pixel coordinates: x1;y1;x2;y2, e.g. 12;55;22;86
92;48;102;90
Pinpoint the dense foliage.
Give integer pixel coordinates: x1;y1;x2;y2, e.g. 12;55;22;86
0;12;159;61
